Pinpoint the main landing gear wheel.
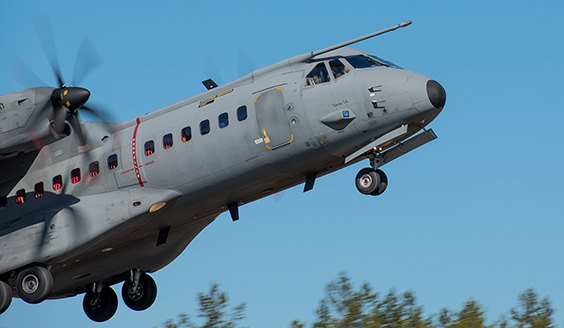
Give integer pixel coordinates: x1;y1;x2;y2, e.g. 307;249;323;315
16;266;54;304
0;280;12;315
83;285;118;322
122;272;157;311
355;168;388;196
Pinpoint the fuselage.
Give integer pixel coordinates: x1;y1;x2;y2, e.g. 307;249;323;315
0;47;444;298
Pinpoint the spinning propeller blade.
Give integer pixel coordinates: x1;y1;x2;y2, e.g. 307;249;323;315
15;15;115;153
72;38;103;87
33;14;64;88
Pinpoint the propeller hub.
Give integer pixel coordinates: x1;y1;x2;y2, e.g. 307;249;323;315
51;87;91;113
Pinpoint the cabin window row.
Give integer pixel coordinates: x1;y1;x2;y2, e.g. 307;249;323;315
0;162;101;208
3;153;116;207
143;106;247;156
0;106;250;208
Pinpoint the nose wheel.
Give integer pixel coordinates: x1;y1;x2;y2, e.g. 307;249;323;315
355;168;388;196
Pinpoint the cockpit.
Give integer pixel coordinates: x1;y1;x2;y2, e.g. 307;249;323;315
305;54;401;86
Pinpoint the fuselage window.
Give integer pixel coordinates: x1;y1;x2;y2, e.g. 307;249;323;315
53;175;63;191
35;182;44;198
163;134;173;149
89;162;99;177
237;106;247;121
181;127;192;142
16;189;26;204
108;154;118;170
71;168;81;184
200;119;210;135
305;62;330;86
0;196;6;210
329;59;349;79
218;113;229;128
145;140;155;156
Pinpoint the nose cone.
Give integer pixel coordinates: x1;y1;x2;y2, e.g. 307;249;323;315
67;87;91;111
426;80;446;109
52;87;91;113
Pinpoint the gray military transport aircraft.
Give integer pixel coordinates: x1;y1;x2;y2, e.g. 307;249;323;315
0;21;445;321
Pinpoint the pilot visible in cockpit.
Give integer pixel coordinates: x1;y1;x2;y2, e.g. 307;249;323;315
330;59;349;78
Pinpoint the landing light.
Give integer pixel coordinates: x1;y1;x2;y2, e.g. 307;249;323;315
101;248;113;253
149;202;167;213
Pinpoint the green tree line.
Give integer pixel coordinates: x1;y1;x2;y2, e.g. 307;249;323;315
161;273;557;328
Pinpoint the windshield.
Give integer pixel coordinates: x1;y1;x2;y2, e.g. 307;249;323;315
345;55;400;69
368;55;400;68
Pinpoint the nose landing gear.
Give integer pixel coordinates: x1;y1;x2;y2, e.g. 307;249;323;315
355;152;388;196
355;168;388;195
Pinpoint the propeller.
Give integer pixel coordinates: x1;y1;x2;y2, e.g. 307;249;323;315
24;15;109;153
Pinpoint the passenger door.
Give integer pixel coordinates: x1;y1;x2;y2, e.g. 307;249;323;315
254;88;293;150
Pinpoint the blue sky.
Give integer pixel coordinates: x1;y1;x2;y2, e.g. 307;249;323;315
1;1;563;327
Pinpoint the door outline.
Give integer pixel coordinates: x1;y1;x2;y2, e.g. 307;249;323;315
255;88;293;150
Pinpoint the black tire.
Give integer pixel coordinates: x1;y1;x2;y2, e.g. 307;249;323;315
0;280;12;315
122;273;157;311
83;287;118;322
370;169;388;196
16;266;53;304
355;168;381;195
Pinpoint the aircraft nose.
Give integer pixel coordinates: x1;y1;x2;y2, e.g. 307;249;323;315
426;80;446;109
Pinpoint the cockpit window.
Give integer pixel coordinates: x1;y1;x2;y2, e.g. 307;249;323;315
346;55;386;69
344;55;400;69
329;59;349;79
305;63;330;86
368;55;400;68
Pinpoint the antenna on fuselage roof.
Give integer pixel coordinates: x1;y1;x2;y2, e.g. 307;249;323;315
290;21;412;65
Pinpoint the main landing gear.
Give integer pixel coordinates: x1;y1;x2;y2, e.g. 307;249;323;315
83;283;118;322
0;265;54;316
16;266;54;304
121;269;157;311
355;152;388;196
0;280;12;315
82;269;157;322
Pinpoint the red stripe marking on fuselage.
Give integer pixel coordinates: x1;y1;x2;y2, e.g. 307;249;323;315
132;117;144;187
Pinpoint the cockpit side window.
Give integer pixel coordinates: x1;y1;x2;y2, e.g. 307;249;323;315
305;63;330;86
329;59;349;79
